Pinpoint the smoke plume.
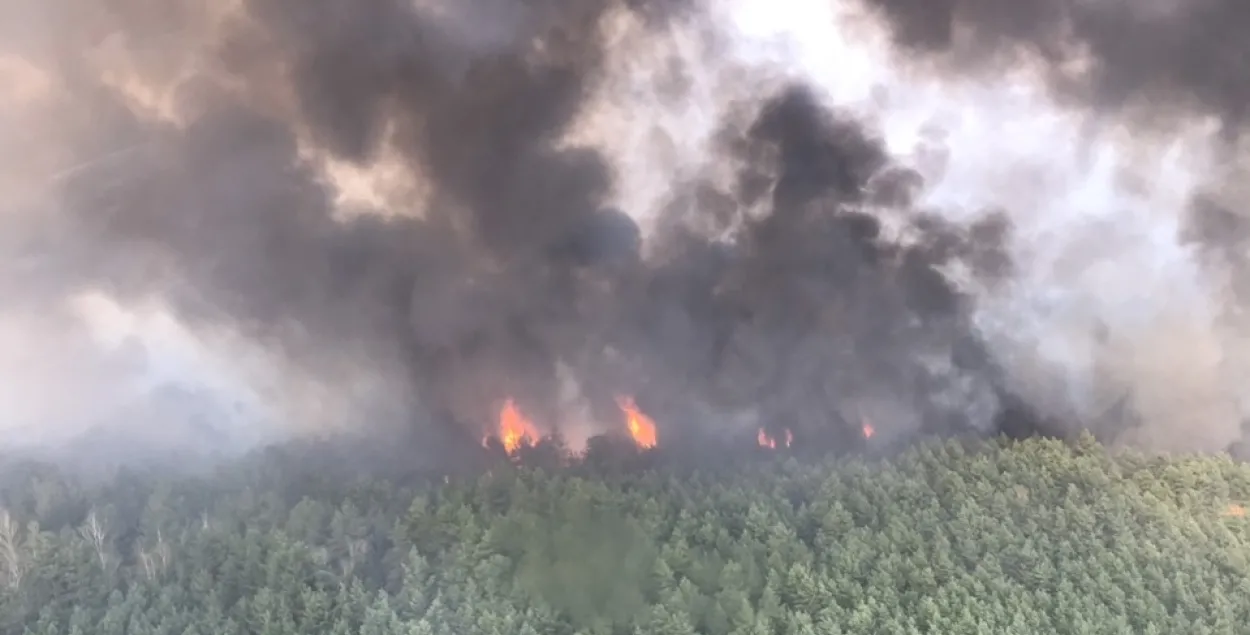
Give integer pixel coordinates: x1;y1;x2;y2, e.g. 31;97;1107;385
1;0;1247;464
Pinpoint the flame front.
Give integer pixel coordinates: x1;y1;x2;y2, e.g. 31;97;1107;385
757;428;792;449
492;398;539;453
617;396;657;449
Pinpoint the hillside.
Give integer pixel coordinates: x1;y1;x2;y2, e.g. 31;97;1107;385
3;435;1250;634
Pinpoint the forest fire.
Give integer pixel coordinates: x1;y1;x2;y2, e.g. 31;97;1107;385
485;395;658;454
484;395;874;455
488;398;540;454
757;428;793;449
617;396;657;449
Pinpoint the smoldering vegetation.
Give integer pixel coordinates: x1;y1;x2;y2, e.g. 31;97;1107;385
0;0;1245;470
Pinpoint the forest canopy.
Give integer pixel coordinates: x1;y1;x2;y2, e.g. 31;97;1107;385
3;434;1250;634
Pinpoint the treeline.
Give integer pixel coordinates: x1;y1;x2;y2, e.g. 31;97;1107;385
2;434;1250;634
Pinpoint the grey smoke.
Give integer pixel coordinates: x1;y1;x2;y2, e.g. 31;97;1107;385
0;0;1246;464
863;0;1250;132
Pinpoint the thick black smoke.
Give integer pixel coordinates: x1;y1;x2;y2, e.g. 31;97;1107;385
600;85;1017;447
7;0;1051;458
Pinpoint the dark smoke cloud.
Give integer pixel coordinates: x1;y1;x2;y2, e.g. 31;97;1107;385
607;85;1014;445
863;0;1250;132
3;0;1075;460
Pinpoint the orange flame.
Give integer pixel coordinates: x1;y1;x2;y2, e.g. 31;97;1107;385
757;428;793;449
617;396;657;448
861;417;875;439
491;398;539;453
